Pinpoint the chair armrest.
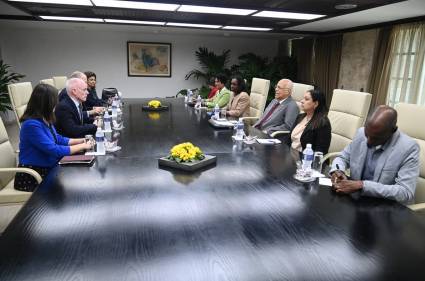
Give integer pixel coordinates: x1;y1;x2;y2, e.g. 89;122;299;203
322;152;341;163
0;167;42;184
270;131;290;138
408;203;425;212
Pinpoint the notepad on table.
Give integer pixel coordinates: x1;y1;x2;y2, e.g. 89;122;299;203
257;139;281;145
59;155;95;165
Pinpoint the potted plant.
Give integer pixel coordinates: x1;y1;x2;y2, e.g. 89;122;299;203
183;47;231;98
0;60;25;122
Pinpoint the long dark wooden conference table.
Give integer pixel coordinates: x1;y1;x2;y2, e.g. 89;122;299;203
1;98;425;281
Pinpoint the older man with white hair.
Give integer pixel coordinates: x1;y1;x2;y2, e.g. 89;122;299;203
254;78;299;135
55;78;98;138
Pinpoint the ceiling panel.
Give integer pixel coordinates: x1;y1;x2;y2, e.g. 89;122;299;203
1;0;422;34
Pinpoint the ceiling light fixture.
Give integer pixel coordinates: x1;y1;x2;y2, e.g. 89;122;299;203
92;0;179;11
166;22;222;29
252;11;325;20
40;16;104;22
334;3;358;10
9;0;93;5
105;19;165;25
177;5;256;16
222;26;272;31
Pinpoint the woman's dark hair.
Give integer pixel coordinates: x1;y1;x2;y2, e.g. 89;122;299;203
231;76;246;94
20;83;58;124
84;71;96;80
215;73;228;85
307;89;329;130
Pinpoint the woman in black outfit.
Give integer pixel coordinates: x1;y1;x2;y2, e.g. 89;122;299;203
84;71;104;109
288;89;331;154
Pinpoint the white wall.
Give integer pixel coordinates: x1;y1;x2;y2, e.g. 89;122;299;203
0;22;279;98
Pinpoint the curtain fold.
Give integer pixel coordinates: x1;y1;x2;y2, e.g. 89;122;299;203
292;38;314;84
367;26;393;108
312;35;343;106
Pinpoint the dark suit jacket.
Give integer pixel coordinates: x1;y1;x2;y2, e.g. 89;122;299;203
85;88;104;109
288;113;332;154
55;94;97;138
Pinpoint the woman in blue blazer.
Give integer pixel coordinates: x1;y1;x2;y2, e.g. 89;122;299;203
15;83;94;192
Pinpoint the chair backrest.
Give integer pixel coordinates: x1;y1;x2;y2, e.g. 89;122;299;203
0;118;17;190
292;82;314;111
7;82;32;128
249;78;270;118
327;89;372;154
40;78;55;87
394;103;425;204
52;76;67;91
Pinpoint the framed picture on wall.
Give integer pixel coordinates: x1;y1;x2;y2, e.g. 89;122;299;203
127;42;172;77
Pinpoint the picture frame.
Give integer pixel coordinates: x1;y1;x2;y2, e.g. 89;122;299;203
127;42;172;77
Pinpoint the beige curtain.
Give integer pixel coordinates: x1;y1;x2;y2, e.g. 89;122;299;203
367;26;392;108
386;22;425;106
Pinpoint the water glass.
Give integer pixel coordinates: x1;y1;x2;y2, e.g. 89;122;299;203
220;109;227;120
312;151;324;172
85;135;94;152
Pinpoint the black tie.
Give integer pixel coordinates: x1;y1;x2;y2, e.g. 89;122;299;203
78;104;83;125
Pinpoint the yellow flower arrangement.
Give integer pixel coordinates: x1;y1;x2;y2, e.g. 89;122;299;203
168;142;205;163
148;112;160;120
148;100;161;108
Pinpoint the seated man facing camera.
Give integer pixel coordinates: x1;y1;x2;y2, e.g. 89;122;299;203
254;78;299;135
330;105;420;204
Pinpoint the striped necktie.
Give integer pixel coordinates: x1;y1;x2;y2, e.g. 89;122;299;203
255;101;280;129
78;104;84;125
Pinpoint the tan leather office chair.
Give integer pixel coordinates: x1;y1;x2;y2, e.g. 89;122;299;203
40;78;55;87
0;118;41;206
292;82;314;112
323;89;372;162
241;78;270;124
7;82;32;128
394;103;425;212
52;76;67;91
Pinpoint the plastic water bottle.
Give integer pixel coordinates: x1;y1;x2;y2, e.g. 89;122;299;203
302;144;314;173
213;104;220;119
196;95;202;107
187;89;193;102
111;98;118;120
103;111;111;131
96;127;105;154
235;119;244;140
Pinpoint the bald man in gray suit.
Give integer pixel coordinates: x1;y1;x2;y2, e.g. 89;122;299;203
330;106;420;204
254;79;299;135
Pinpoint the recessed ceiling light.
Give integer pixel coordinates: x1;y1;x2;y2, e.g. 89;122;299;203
222;26;272;31
177;5;256;16
166;22;222;29
92;0;179;11
252;11;325;20
40;16;104;22
9;0;92;5
104;19;165;25
335;3;358;10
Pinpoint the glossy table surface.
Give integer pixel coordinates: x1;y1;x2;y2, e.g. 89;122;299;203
1;98;425;281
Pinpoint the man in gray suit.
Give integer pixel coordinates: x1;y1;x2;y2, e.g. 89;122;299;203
254;79;299;135
330;105;420;204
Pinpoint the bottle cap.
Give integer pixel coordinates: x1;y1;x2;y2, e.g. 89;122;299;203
307;144;312;148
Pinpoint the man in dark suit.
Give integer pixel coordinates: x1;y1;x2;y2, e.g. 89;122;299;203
254;79;299;135
58;71;87;102
55;78;99;138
